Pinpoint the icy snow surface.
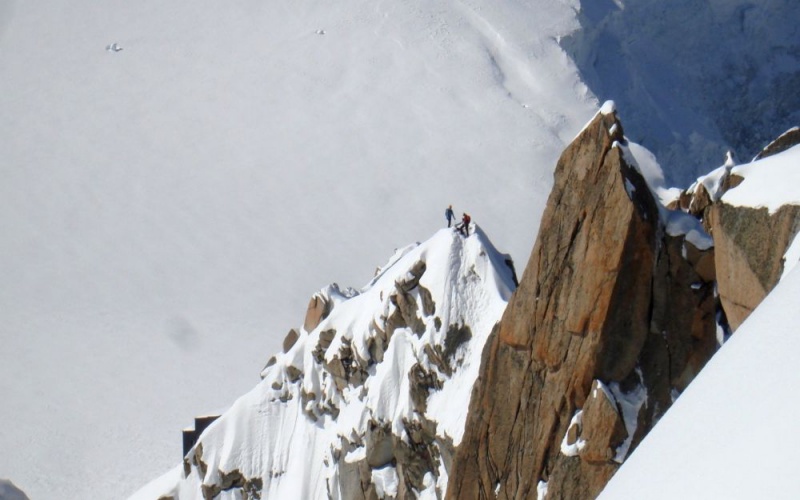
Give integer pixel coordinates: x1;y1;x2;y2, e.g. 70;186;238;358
599;265;800;499
0;1;596;497
132;227;515;499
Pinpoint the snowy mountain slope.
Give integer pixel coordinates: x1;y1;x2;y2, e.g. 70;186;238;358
132;227;516;499
562;0;800;185
0;1;597;497
598;144;800;499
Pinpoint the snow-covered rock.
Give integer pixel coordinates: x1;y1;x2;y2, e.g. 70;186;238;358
707;145;800;331
671;144;800;332
132;227;516;499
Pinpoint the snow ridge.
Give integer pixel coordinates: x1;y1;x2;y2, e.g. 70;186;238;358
134;227;515;499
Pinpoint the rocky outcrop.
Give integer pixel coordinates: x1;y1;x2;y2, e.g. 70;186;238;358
182;415;220;457
667;130;800;332
282;328;299;352
184;444;263;500
447;109;718;499
173;234;513;499
304;294;332;332
707;203;800;330
753;127;800;161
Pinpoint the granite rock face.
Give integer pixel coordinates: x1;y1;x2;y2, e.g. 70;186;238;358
447;110;717;499
708;203;800;331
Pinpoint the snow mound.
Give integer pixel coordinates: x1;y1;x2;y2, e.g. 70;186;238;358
132;227;516;499
722;145;800;213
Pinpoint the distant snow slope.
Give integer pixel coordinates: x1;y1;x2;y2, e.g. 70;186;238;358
563;0;800;185
599;145;800;500
132;227;515;499
0;1;595;497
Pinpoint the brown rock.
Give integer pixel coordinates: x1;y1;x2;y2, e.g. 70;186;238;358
285;365;302;383
365;422;394;468
708;202;800;330
647;231;717;394
419;285;436;317
578;381;628;464
688;182;713;217
754;127;800;161
447;110;658;500
408;363;442;413
304;294;331;332
391;290;426;336
282;329;299;353
721;173;744;193
338;441;379;500
396;260;427;292
685;240;716;282
393;418;440;496
312;329;337;363
565;419;580;447
443;323;472;361
446;110;718;500
324;339;369;391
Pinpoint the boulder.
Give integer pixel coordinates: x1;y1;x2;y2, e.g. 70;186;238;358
282;328;299;353
390;290;426;336
365;422;395;469
393;418;440;496
312;329;336;363
304;294;331;332
337;442;378;500
285;365;302;383
408;363;442;413
396;260;427;293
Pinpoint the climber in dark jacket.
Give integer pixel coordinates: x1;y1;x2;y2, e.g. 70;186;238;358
445;205;455;228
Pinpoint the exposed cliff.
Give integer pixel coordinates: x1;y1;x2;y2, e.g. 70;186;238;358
598;147;800;500
447;106;718;499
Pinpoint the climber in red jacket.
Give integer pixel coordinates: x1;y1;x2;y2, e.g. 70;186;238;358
456;213;471;236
